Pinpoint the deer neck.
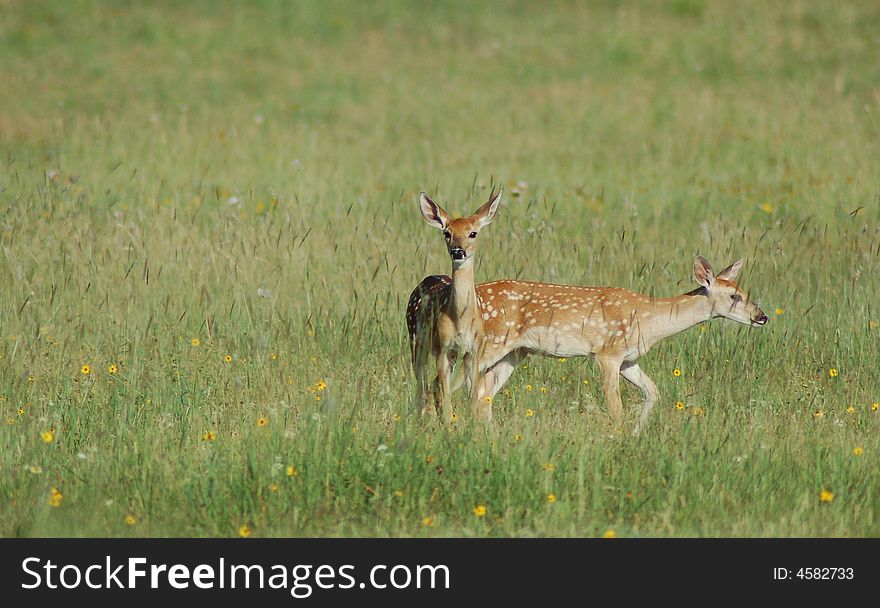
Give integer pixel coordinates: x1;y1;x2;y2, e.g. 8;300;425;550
449;259;479;322
647;289;713;343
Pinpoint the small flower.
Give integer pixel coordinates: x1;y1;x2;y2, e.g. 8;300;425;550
422;517;434;527
107;364;118;375
270;352;278;360
602;529;617;539
852;447;864;457
351;426;358;433
675;401;685;411
819;490;834;503
828;368;838;378
29;465;42;474
269;483;279;492
514;434;523;442
224;355;233;363
257;417;268;427
18;407;25;416
558;357;567;363
202;431;217;441
473;505;487;517
693;407;705;417
392;414;402;422
425;456;433;464
546;493;557;504
525;408;534;417
813;410;824;418
846;406;856;414
542;463;555;472
540;386;548;394
125;514;136;526
238;525;251;538
315;380;327;391
672;368;682;377
582;379;589;385
525;384;533;392
450;413;458;422
41;430;54;444
872;403;879;412
775;308;784;315
393;489;404;497
191;338;200;346
760;202;774;214
81;364;91;375
483;396;492;404
286;466;298;477
49;487;63;507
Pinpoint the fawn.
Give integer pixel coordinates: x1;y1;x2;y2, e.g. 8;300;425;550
406;188;503;420
408;255;767;434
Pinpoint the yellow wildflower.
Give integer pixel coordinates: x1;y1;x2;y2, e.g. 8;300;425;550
49;487;63;507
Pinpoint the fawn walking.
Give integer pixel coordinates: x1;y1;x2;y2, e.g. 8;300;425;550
406;188;503;420
408;255;767;434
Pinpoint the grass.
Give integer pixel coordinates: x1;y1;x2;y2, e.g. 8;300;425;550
1;0;878;537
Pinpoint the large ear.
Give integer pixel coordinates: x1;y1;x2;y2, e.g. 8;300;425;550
419;192;452;230
472;187;503;229
715;259;743;281
693;256;715;288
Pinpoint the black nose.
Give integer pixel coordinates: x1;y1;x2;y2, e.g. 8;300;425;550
450;248;466;260
755;312;768;325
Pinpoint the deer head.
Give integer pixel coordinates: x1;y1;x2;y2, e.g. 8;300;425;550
419;188;503;269
693;256;768;327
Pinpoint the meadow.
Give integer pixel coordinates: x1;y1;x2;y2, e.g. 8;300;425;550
1;0;878;537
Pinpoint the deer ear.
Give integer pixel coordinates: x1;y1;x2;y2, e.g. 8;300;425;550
472;187;503;229
716;259;743;281
419;192;451;230
693;256;715;288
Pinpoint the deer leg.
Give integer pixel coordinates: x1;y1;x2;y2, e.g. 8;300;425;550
412;342;433;416
475;349;527;419
435;352;454;422
620;361;659;436
597;354;625;429
461;350;483;417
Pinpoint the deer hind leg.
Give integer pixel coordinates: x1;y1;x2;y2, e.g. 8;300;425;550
435;351;455;422
597;354;625;429
619;361;659;436
411;334;435;416
475;349;527;420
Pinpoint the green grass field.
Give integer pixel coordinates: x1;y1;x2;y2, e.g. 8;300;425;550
1;0;878;537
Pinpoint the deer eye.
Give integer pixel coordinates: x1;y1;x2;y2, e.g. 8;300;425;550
469;231;478;239
442;230;451;240
731;294;742;303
